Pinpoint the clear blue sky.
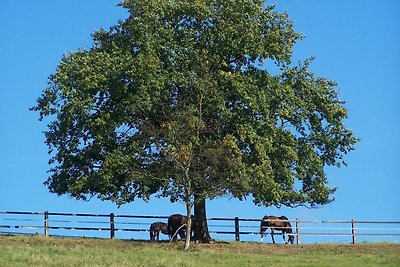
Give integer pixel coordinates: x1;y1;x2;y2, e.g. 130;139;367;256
1;1;399;242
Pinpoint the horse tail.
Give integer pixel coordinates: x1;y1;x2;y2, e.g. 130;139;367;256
149;224;154;240
260;218;263;233
168;217;173;240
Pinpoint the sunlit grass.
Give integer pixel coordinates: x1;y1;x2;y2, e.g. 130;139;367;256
0;236;399;267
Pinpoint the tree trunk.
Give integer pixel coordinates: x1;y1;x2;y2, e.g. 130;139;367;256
193;195;213;243
184;168;192;250
184;200;192;250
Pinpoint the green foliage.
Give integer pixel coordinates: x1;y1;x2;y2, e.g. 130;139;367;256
32;0;357;208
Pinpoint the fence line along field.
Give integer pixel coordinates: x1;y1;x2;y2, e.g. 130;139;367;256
1;211;400;244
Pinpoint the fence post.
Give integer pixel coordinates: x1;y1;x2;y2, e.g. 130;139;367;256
110;213;115;239
351;220;356;244
234;217;240;241
296;219;301;245
44;211;49;237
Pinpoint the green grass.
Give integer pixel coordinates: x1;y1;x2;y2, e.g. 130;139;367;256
0;235;399;266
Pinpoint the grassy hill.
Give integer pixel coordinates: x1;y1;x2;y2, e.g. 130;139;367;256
1;235;399;266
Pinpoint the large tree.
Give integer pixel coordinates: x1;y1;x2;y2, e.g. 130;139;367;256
32;0;357;248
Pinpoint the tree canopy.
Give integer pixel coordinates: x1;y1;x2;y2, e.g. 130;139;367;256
32;0;358;245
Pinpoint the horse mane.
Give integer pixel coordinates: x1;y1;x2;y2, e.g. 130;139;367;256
279;215;289;220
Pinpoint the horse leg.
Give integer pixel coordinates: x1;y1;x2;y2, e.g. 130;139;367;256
156;230;160;241
178;229;186;240
170;227;177;241
173;229;179;241
260;225;266;243
270;228;275;244
282;230;286;244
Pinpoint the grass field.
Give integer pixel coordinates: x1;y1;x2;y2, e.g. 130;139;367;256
0;235;399;266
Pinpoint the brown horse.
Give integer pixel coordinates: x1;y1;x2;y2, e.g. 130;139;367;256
260;215;295;244
168;214;198;241
149;221;169;241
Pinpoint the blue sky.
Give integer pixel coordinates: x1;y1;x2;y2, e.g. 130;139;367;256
1;1;399;242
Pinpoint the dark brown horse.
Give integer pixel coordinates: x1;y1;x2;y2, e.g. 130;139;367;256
149;221;169;241
260;215;295;244
168;214;198;241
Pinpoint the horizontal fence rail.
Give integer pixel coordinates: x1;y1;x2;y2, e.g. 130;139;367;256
1;211;399;244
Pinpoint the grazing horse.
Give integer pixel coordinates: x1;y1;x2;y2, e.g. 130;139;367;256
260;215;295;244
149;222;169;241
168;214;198;241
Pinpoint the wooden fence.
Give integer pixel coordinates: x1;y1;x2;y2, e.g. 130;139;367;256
1;211;400;244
